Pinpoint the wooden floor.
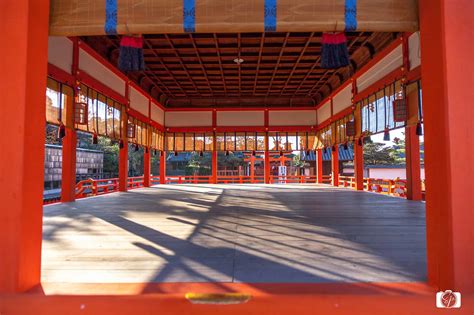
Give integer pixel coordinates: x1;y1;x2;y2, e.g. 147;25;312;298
42;184;426;283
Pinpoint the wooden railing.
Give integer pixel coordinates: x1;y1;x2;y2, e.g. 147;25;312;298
269;175;317;184
322;175;332;184
218;175;265;184
75;176;144;199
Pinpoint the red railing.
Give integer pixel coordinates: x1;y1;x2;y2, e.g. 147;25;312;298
165;175;212;184
269;175;317;184
322;175;332;184
217;175;265;184
74;176;144;199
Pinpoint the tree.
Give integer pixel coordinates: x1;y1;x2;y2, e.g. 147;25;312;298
363;142;397;165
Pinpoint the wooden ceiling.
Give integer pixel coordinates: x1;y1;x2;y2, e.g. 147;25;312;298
82;32;397;108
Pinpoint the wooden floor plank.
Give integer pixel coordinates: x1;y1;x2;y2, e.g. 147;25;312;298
42;184;426;283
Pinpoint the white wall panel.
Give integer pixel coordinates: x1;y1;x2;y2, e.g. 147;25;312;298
165;111;212;127
79;48;125;96
269;110;316;126
129;87;149;117
48;37;73;74
217;111;264;126
408;32;421;70
151;104;164;125
357;44;403;92
332;84;352;115
317;101;331;124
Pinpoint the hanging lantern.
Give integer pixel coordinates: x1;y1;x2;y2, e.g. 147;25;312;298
174;151;178;156
199;151;204;157
153;149;157;156
393;90;408;122
383;128;391;141
74;101;88;126
345;120;356;137
225;150;230;156
127;122;136;138
252;150;256;156
134;143;139;152
416;122;423;136
279;150;284;157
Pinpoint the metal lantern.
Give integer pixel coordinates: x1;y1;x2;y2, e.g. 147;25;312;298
345;120;355;137
74;90;88;125
127;121;136;138
393;91;407;122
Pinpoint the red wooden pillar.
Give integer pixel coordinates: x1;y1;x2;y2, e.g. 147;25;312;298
143;147;151;187
420;0;474;292
60;92;77;202
159;151;166;184
119;111;129;191
316;149;323;183
211;132;217;184
264;132;270;184
0;0;49;293
250;155;255;183
354;140;364;190
405;125;422;200
331;146;339;186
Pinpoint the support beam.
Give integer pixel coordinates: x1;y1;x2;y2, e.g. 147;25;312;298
0;0;49;293
419;0;474;292
354;141;364;190
405;125;422;200
317;149;323;183
159;152;166;184
331;146;339;186
60;89;77;202
119;111;129;191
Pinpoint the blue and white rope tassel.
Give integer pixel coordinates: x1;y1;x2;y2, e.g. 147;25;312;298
264;0;277;32
105;0;117;35
183;0;196;33
344;0;357;32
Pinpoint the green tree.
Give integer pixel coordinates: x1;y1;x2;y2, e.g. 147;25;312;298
363;142;397;165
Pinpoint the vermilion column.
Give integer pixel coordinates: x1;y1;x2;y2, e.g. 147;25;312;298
119;111;129;191
60;92;77;202
159;152;166;184
143;147;151;187
316;149;323;183
264;132;270;184
331;146;339;186
0;0;49;292
354;140;364;190
211;132;217;184
405;125;422;200
420;0;473;292
250;155;255;183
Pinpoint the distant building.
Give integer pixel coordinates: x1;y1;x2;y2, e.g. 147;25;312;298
44;144;104;190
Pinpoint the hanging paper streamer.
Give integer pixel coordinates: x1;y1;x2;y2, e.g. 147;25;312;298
105;0;117;35
183;0;196;32
264;0;277;32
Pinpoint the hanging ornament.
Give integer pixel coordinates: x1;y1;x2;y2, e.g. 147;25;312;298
57;121;66;139
174;151;178;156
345;120;355;137
134;143;139;152
199;151;204;157
416;122;423;136
343;142;349;150
153;149;157;156
118;35;145;72
119;139;124;149
252;150;256;156
92;131;98;144
323;147;327;154
320;33;350;69
279;150;284;157
358;138;363;146
383;128;391;141
225;150;230;156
